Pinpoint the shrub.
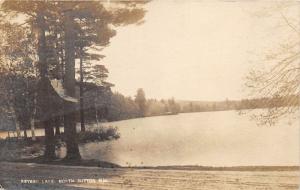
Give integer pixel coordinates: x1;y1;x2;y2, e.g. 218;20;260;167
77;126;120;144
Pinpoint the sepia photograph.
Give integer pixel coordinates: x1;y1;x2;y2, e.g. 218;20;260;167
0;0;299;189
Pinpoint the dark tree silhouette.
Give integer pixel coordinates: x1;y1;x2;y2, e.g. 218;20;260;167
135;88;147;117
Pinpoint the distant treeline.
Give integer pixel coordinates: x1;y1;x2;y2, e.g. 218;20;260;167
84;89;181;123
87;89;299;123
179;95;300;113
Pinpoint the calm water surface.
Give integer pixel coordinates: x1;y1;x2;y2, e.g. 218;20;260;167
82;110;300;167
1;110;299;167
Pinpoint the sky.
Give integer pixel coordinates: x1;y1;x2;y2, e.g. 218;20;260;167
101;1;299;101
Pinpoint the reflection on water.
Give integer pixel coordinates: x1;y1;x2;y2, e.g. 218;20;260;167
1;110;299;167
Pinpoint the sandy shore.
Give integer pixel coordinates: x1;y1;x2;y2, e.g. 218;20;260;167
0;162;299;190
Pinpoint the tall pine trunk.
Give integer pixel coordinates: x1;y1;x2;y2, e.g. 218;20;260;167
63;10;81;160
31;86;37;141
44;120;55;159
54;116;61;136
15;113;21;139
31;119;36;141
79;47;85;132
23;128;27;138
36;12;55;160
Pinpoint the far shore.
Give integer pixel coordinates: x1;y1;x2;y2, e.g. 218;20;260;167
8;158;300;172
130;165;300;172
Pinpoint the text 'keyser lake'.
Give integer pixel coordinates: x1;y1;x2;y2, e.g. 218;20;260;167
1;110;299;167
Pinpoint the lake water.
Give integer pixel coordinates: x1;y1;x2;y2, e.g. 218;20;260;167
1;110;299;167
81;110;300;167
